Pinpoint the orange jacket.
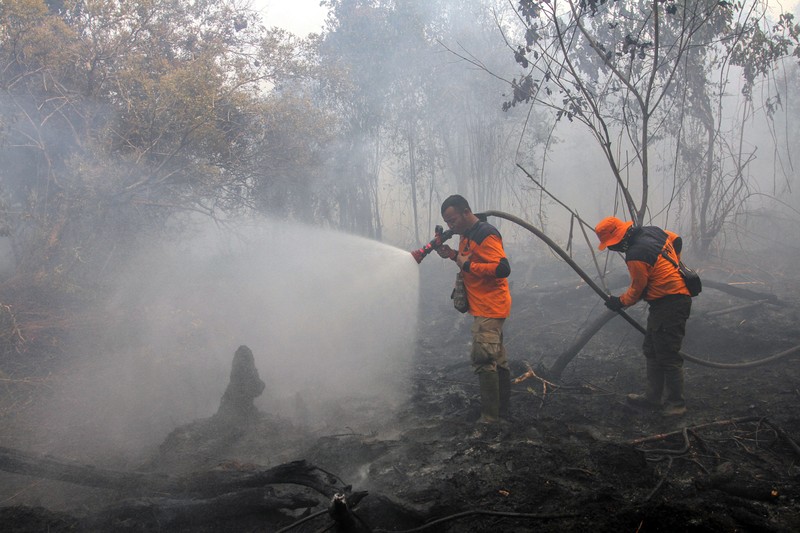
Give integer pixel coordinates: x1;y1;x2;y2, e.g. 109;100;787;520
620;226;691;306
458;221;511;318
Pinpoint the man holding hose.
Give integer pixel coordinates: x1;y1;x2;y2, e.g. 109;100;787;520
595;216;692;417
436;195;512;425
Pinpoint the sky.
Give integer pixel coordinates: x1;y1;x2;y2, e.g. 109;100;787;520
250;1;800;36
253;0;329;36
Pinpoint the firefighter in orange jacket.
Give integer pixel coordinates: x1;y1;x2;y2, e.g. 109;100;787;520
595;216;692;417
436;195;512;424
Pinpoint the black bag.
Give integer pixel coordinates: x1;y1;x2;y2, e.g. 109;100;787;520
451;272;469;313
661;249;702;297
679;263;702;297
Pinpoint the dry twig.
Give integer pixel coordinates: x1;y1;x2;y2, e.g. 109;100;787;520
625;416;760;446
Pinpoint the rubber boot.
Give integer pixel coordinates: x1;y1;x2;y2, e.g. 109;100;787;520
662;367;687;417
477;371;500;424
498;367;512;421
627;363;664;410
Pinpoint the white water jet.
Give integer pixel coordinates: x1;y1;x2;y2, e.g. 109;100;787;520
33;219;420;458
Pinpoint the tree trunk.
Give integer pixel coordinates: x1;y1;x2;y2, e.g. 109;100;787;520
0;446;347;499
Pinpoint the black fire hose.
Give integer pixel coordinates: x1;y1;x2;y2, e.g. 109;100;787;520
480;210;800;369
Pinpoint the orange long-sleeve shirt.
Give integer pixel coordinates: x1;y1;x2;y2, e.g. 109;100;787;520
458;221;511;318
619;226;691;307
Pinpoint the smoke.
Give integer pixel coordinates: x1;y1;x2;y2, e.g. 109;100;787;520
32;218;420;461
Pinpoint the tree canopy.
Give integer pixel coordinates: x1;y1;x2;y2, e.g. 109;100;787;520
0;0;798;292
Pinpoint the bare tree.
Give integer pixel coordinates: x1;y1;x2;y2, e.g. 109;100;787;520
505;0;798;255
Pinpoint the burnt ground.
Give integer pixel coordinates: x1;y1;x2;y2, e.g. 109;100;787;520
2;250;800;532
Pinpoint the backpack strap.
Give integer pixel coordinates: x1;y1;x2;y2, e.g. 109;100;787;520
659;240;683;271
660;248;679;269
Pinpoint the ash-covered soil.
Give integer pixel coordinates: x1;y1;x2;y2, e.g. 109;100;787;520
2;251;800;532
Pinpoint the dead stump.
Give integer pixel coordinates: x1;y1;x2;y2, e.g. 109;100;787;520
213;345;265;423
145;345;268;473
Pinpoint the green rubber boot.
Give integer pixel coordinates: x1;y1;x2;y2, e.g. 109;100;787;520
662;367;687;417
477;371;500;424
498;367;512;421
627;363;664;410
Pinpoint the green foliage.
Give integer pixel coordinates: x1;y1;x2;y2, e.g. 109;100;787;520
0;0;326;286
729;12;800;98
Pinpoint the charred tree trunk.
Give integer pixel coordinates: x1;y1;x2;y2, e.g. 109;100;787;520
91;488;319;528
547;310;619;379
0;446;347;499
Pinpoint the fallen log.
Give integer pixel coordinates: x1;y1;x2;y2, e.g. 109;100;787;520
701;279;784;305
700;300;770;318
176;460;349;498
91;487;319;528
0;445;347;499
0;445;164;493
0;446;350;528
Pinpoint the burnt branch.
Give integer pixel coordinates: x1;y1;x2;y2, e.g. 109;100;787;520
0;446;347;499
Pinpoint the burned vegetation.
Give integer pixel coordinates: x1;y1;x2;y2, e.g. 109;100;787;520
1;249;800;533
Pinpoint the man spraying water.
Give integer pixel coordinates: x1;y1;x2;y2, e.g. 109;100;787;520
422;195;513;425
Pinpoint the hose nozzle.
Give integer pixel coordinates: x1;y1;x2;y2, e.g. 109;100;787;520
410;225;454;264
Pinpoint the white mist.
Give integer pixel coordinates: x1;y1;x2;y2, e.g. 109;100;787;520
32;219;420;460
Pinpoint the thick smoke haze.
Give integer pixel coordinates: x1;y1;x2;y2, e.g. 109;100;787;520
30;220;420;461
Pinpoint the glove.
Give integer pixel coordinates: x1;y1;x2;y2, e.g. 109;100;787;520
605;295;624;311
